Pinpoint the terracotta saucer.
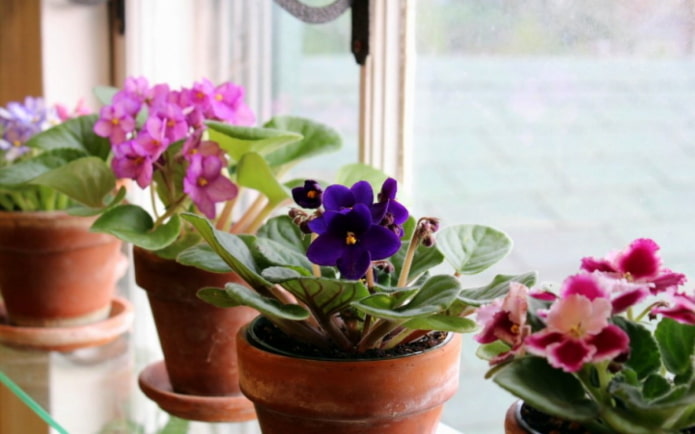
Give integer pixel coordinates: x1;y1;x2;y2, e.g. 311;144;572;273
138;360;257;423
0;297;133;352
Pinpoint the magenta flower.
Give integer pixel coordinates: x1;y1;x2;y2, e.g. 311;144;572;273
561;272;649;314
525;293;629;373
581;238;686;294
209;81;256;126
652;292;695;325
475;282;531;364
152;102;189;143
183;153;238;219
135;117;171;161
110;140;154;188
94;104;136;144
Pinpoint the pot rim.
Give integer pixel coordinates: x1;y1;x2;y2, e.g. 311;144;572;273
245;315;454;362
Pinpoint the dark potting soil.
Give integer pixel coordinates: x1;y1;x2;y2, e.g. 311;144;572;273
520;402;695;434
251;319;448;360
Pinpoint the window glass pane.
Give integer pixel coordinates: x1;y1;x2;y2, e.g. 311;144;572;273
270;3;358;181
413;1;695;432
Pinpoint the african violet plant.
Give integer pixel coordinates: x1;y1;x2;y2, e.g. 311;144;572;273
0;96;114;212
86;76;344;256
179;176;536;353
476;238;695;433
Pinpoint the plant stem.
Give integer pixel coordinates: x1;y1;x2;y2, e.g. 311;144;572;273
357;318;401;352
230;193;266;233
398;221;424;287
215;195;238;231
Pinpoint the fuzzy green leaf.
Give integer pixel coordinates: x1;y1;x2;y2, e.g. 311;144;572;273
493;357;599;422
91;204;182;250
181;213;272;291
205;121;303;162
255;236;314;270
458;271;538;305
355;275;461;320
0;148;87;188
436;224;513;275
93;85;118;105
176;245;234;273
655;318;695;376
334;163;390;189
30;157;115;208
197;284;309;320
257;215;309;253
402;314;477;333
614;316;661;379
265;272;370;317
236;152;289;206
25;114;111;160
263;116;342;170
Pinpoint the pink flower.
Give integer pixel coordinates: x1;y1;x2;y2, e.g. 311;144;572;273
93;104;136;144
110;140;154;188
562;272;649;314
183;153;238;219
209;82;255;126
475;282;531;364
581;238;686;294
525;293;629;373
652;292;695;325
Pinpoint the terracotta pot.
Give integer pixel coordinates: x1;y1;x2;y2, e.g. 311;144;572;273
505;401;534;434
236;317;462;434
132;246;258;397
0;211;125;327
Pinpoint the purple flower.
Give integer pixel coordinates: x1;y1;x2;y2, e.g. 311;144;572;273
292;180;323;209
0;97;59;162
306;204;402;280
372;177;409;236
183;153;238;219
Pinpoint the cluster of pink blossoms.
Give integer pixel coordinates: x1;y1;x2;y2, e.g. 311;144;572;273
476;238;690;373
93;77;255;219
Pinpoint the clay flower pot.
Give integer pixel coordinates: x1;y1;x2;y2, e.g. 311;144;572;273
504;401;591;434
133;246;258;421
236;317;462;434
0;211;125;327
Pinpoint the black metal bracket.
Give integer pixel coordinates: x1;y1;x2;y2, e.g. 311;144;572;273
274;0;370;65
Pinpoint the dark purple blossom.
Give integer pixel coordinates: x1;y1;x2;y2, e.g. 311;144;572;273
292;180;323;209
306;204;402;280
372;177;409;236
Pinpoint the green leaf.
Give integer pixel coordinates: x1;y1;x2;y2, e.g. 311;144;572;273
30;156;115;208
402;314;477;333
176;244;234;273
25;114;111;160
181;213;272;292
205;121;303;162
255;236;314;270
458;271;538;305
93;85;118;105
236;152;290;206
0;148;87;187
476;341;511;362
263;116;342;170
642;374;671;400
334;163;390;189
197;284;309;320
655;318;695;376
493;357;599;422
91;204;182;250
355;275;461;320
613;316;661;379
266;274;370;318
257;215;309;253
436;224;513;275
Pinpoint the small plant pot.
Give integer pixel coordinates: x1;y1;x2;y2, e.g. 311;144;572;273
133;246;257;422
0;211;125;327
236;317;462;434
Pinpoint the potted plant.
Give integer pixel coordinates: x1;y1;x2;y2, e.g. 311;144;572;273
182;176;536;434
87;76;344;421
0;96;128;341
475;238;695;433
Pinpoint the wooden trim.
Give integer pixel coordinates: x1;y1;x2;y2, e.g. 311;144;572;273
0;0;43;105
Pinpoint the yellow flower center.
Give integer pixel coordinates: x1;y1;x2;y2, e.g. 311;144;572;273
111;118;120;126
197;177;208;187
345;232;358;245
12;140;22;148
215;93;223;101
307;190;318;199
